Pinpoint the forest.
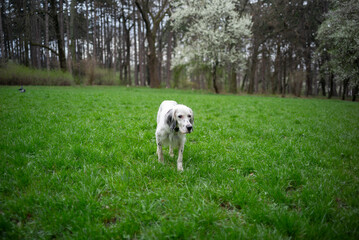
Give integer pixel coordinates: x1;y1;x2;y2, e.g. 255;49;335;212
0;0;358;100
1;1;359;238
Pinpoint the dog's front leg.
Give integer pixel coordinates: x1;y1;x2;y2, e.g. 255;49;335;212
156;135;164;163
177;143;184;171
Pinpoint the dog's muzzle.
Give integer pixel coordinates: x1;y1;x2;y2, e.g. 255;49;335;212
186;125;193;133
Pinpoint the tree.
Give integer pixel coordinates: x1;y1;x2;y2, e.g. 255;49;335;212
50;0;67;71
317;0;359;101
165;26;173;88
30;0;41;68
245;0;330;96
134;0;170;88
44;0;50;70
137;8;146;86
0;1;5;64
171;0;252;93
120;0;134;85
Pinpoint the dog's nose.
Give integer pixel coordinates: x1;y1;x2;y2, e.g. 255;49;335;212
186;125;193;132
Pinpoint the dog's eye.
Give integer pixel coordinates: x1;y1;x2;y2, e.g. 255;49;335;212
188;115;191;118
178;115;183;119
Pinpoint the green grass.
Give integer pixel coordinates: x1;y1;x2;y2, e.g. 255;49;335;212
1;86;358;239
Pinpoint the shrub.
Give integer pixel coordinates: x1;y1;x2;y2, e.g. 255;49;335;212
78;59;119;86
0;62;75;86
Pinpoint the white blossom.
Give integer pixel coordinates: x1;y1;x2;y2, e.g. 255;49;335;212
171;0;252;71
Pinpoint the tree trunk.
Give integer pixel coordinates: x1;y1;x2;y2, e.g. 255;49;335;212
138;11;144;86
299;79;304;97
100;7;104;65
30;0;41;68
103;8;107;67
353;85;358;102
328;73;334;99
85;0;89;58
59;0;65;68
65;0;72;73
24;3;30;67
44;0;50;70
166;30;173;88
282;58;286;97
305;51;313;96
121;13;127;85
272;42;281;94
229;65;237;93
147;32;160;88
278;57;282;94
212;61;219;94
70;0;77;74
126;26;131;85
135;0;169;88
0;2;6;63
119;20;124;84
133;4;138;86
342;78;349;100
248;40;259;94
106;14;112;68
105;8;108;66
241;73;247;91
113;7;117;72
158;23;163;86
50;0;66;71
261;51;267;93
93;1;97;61
320;77;326;96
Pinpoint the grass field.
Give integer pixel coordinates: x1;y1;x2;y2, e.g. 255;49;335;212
1;86;359;239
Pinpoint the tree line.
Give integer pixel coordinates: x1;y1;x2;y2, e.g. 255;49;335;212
0;0;358;100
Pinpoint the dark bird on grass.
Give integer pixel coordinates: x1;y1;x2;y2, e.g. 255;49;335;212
18;86;26;93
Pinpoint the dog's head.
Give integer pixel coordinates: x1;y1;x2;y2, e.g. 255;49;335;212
166;104;194;134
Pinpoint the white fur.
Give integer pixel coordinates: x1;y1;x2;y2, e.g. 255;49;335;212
156;100;194;171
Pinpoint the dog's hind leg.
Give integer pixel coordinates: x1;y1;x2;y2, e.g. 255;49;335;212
169;145;174;157
157;142;164;163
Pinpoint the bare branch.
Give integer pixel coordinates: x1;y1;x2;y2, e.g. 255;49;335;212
30;42;58;56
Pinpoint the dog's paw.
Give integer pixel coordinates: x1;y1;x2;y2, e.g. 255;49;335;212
177;166;184;171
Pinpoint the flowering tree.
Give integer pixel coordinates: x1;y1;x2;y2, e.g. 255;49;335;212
171;0;252;93
317;0;359;101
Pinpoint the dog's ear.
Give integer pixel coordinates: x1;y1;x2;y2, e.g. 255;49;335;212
166;109;177;131
189;109;194;125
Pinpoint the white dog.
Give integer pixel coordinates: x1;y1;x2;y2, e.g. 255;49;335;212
156;100;194;171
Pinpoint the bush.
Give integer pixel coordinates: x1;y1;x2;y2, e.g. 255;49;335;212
0;62;75;86
78;59;119;86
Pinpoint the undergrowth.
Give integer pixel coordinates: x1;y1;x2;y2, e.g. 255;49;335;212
0;62;120;86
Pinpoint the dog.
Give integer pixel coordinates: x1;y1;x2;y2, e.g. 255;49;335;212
156;100;194;171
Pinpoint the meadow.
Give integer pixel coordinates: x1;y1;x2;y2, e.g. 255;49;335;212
1;86;358;239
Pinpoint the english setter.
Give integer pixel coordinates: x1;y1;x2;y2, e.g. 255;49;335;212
156;100;194;171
